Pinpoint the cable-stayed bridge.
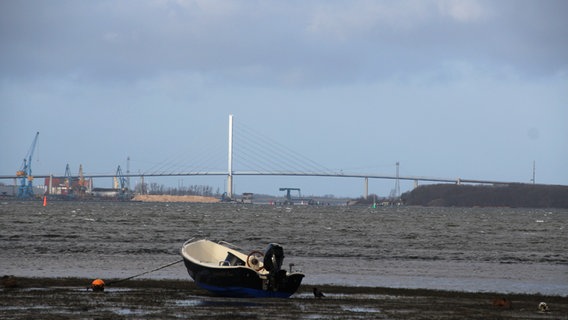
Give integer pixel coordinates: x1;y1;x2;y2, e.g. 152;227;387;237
1;115;525;199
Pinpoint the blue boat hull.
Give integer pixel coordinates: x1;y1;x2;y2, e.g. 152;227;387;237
195;282;299;298
182;257;304;298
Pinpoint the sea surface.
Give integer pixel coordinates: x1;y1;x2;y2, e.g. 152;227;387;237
1;201;566;296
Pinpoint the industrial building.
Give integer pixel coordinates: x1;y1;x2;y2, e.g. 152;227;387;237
43;176;92;197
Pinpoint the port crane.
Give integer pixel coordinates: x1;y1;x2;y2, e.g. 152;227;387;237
279;187;315;205
16;132;39;198
114;165;131;200
78;164;87;195
114;165;127;191
64;164;73;195
279;187;302;203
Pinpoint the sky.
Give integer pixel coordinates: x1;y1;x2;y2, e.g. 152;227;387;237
1;0;567;198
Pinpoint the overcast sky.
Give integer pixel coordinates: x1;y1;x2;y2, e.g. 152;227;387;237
1;0;567;197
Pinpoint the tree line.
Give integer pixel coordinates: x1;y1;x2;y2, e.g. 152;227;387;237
402;183;568;208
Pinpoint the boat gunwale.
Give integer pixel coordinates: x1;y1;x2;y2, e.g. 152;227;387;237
181;239;267;273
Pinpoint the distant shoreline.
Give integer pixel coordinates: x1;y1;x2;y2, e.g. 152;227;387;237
402;183;568;208
131;194;220;203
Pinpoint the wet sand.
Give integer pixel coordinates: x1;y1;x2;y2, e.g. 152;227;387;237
1;277;566;319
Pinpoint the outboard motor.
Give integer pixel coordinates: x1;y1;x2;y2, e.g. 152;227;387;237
263;243;284;274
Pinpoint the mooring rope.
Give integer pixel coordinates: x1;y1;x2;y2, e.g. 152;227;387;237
106;259;184;286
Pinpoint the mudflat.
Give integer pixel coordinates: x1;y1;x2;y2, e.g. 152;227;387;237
1;277;566;319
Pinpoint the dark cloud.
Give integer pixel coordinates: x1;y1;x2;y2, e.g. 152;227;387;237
1;0;566;85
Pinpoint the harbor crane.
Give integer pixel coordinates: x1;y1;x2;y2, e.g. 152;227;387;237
114;165;131;200
279;187;315;205
279;188;302;203
114;165;128;191
64;164;73;195
16;132;39;198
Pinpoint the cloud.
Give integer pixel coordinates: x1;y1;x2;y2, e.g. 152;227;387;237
436;0;489;22
0;0;566;87
306;0;489;39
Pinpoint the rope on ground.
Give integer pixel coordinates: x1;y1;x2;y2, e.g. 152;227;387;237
106;259;184;286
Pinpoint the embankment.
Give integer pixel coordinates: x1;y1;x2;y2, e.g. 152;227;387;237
402;183;568;208
132;194;220;203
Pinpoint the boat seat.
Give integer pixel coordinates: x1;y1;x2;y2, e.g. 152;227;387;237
220;252;245;266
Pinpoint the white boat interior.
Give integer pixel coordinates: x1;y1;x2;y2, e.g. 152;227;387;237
182;239;268;273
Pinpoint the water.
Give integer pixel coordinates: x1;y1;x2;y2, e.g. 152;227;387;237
1;201;566;296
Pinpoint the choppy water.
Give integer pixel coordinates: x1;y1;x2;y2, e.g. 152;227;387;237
1;201;566;296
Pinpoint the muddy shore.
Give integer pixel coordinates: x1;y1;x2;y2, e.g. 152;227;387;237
1;277;566;319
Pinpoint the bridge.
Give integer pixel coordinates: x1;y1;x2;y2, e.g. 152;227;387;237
0;170;520;200
1;115;525;199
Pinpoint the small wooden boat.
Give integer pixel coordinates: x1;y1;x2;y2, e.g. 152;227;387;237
181;239;304;298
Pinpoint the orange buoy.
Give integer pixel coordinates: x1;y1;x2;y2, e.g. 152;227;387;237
90;279;105;292
492;297;512;309
43;196;47;207
1;275;18;288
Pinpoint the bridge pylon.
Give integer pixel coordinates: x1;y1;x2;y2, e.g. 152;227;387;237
227;114;234;199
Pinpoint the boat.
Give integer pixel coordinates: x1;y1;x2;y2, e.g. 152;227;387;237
180;239;304;298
